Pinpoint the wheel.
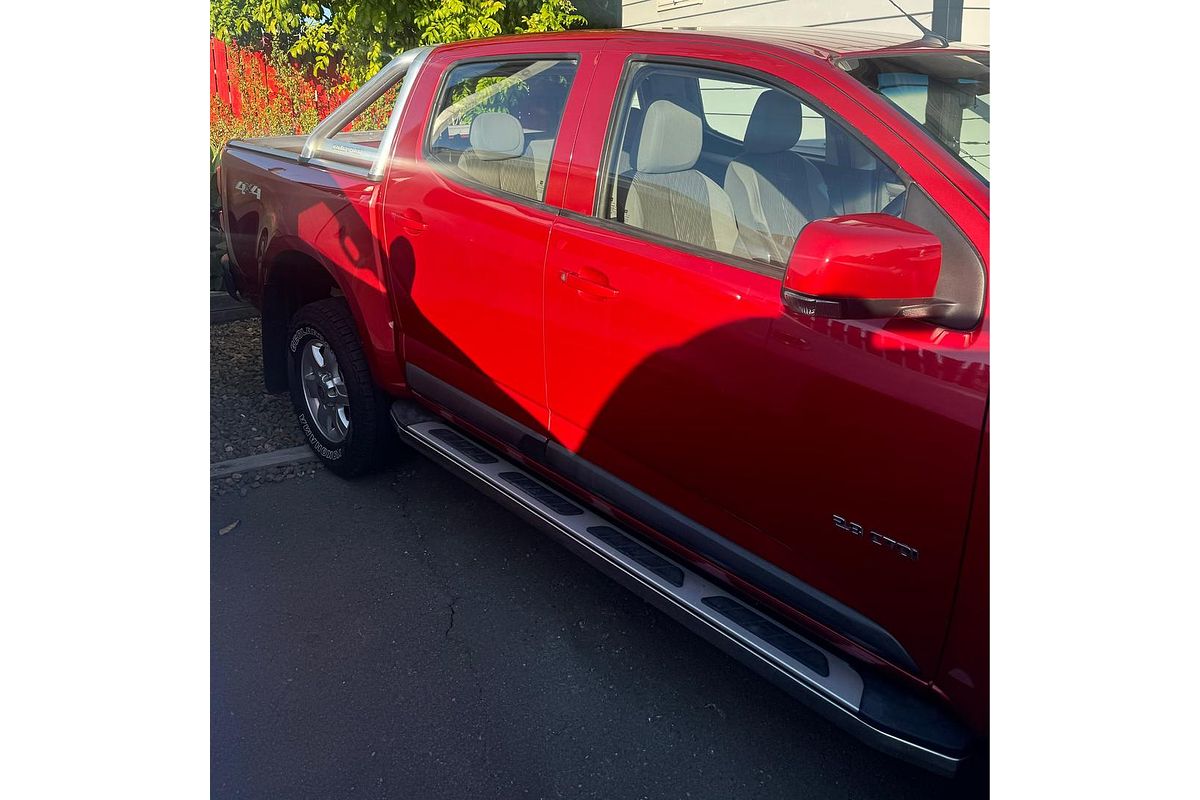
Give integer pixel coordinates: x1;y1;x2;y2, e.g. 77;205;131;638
286;298;392;477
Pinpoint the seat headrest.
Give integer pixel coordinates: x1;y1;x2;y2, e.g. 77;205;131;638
744;90;803;154
826;122;876;170
469;112;525;161
636;100;701;174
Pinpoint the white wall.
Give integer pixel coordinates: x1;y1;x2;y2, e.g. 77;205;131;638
622;0;990;46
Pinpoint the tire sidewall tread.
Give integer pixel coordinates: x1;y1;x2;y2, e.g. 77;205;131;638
287;298;390;477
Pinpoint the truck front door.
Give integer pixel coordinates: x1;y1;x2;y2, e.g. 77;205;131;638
543;44;989;675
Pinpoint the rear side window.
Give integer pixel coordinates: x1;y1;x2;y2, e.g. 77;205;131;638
598;62;904;268
427;58;578;203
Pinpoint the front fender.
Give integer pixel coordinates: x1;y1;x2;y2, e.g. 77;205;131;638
934;409;989;735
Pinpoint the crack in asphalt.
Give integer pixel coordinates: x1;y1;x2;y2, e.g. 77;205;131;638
213;467;981;798
444;595;461;638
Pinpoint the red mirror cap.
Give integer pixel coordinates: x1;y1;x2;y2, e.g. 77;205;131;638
784;214;942;300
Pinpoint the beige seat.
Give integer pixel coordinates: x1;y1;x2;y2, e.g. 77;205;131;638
723;90;833;263
624;100;740;255
458;112;539;199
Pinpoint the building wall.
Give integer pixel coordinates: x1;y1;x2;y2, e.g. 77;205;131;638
576;0;623;28
621;0;990;46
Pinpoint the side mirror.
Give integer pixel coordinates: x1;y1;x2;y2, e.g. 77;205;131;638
782;214;952;322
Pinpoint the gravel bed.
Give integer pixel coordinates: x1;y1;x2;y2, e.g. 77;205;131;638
211;317;308;463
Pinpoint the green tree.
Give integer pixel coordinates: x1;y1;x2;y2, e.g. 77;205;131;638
519;0;586;33
211;0;586;88
414;1;504;45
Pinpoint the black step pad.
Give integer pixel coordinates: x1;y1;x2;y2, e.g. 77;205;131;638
701;596;830;677
428;427;498;464
588;526;685;587
499;472;583;516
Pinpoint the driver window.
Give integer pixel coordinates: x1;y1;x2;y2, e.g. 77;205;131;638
600;62;905;267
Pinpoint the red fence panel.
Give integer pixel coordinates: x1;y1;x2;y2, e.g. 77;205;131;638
229;50;242;117
211;36;353;124
212;38;229;106
211;38;245;117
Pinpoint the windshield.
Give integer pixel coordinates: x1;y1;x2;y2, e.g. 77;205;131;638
841;53;990;182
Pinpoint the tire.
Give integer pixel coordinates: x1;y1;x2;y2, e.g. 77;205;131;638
286;298;392;477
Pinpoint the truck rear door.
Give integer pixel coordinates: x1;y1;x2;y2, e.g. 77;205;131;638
380;40;600;439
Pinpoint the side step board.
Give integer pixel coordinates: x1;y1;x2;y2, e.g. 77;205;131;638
390;401;970;776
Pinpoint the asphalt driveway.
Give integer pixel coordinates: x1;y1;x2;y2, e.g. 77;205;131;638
211;448;986;799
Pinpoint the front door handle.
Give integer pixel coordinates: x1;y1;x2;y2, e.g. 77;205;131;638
560;267;619;299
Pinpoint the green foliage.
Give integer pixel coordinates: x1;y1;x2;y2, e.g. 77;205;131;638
520;0;586;33
415;1;505;46
211;0;587;89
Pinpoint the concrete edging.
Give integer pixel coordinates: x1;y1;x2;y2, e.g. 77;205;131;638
211;291;258;324
211;446;318;479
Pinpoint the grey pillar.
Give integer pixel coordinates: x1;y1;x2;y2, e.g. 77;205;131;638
932;0;965;41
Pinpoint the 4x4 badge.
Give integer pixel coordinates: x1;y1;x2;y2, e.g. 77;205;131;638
234;180;261;200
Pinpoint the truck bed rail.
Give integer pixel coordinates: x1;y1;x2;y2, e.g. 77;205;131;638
225;46;434;181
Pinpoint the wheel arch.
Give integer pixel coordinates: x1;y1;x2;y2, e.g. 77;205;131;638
260;244;365;393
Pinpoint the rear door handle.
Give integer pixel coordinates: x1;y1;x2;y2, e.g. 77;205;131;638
395;208;427;233
560;267;619;299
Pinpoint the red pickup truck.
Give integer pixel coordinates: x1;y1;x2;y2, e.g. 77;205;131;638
218;27;989;776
